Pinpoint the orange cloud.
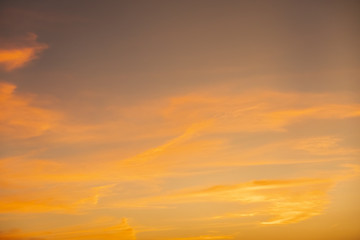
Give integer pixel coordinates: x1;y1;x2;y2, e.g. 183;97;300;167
0;182;111;213
150;178;333;225
0;229;45;240
2;85;358;216
163;90;360;134
0;82;60;139
0;157;119;213
0;218;135;240
0;33;48;71
1;84;359;237
169;235;234;240
293;136;359;156
123;120;214;165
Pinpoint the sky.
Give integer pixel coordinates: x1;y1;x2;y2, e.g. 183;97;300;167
0;0;360;239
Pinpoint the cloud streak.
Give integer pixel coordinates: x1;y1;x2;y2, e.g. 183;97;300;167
0;82;60;139
0;218;135;240
147;178;334;224
0;33;48;71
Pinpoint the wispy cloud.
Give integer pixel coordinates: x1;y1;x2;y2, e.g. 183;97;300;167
168;235;234;240
292;136;360;156
0;82;60;139
1;83;359;238
147;178;336;224
0;33;48;71
0;218;135;240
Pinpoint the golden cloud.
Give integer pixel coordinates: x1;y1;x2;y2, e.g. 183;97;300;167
1;83;359;240
0;218;135;240
169;235;234;240
292;136;360;156
151;178;333;225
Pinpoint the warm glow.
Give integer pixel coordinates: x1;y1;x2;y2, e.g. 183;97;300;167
0;1;359;240
0;33;47;71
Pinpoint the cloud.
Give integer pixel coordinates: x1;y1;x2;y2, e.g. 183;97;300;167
0;218;135;240
0;82;61;139
0;33;48;71
0;229;45;240
0;157;116;213
0;184;104;213
163;90;360;134
123;120;214;165
1;84;359;214
0;155;118;213
152;178;333;225
290;136;360;158
1;83;359;240
45;218;136;240
169;235;233;240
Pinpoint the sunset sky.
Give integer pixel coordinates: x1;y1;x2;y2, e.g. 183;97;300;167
0;1;360;239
